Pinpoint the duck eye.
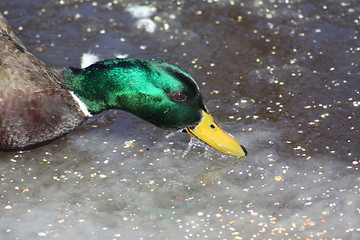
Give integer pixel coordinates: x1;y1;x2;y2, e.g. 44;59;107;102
171;91;187;102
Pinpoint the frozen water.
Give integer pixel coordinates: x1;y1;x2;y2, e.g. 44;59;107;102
1;0;359;239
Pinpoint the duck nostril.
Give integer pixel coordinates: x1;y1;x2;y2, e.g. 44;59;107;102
210;124;216;129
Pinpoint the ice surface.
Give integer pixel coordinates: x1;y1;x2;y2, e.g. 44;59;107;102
1;0;359;239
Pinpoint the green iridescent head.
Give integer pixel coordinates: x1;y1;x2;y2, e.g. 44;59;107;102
63;58;205;129
64;58;247;157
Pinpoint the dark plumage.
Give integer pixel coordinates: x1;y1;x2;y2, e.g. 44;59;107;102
0;14;86;150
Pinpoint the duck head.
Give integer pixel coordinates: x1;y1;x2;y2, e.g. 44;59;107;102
63;58;247;157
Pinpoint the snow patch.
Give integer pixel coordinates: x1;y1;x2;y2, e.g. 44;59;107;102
81;52;100;68
125;5;156;18
125;5;157;33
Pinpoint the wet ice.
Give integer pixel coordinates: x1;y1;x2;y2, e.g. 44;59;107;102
1;0;359;239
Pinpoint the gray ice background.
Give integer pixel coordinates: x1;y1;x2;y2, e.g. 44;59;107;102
0;0;359;239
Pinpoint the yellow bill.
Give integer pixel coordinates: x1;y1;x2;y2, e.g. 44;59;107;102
185;110;247;157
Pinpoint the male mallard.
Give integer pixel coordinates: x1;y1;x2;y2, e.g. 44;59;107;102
0;13;247;157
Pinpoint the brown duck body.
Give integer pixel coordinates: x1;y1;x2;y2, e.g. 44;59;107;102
0;14;86;151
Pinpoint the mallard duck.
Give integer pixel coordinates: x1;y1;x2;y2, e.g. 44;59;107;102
0;13;247;157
